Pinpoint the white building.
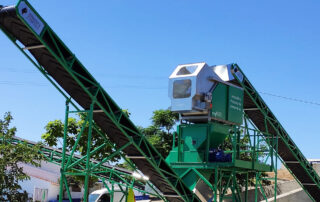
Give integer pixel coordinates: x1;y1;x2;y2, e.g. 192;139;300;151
19;161;83;202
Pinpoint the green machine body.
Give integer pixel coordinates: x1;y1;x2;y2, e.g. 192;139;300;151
166;63;245;191
166;82;244;164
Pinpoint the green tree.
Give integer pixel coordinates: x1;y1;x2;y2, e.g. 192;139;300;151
151;109;179;134
41;113;122;191
139;109;179;158
41;114;119;162
0;112;43;201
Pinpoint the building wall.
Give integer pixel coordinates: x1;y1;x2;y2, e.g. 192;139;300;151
19;162;83;201
19;176;59;201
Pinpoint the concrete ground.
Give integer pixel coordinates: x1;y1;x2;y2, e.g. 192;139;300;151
262;188;312;202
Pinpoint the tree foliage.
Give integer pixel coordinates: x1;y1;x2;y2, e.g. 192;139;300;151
139;109;179;158
41;113;123;190
0;112;43;201
41;114;119;162
151;109;179;134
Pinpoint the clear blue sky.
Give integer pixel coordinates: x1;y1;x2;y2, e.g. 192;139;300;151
1;0;320;159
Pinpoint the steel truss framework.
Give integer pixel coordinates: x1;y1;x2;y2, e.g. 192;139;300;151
0;1;199;201
2;136;164;202
231;64;320;201
170;115;279;202
0;0;320;201
58;99;166;202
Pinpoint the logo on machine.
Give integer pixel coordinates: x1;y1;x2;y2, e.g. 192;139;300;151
18;1;44;35
212;111;222;118
229;95;242;112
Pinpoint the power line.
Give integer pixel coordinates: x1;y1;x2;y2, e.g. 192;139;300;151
0;80;165;89
0;80;48;86
0;67;35;74
0;67;168;80
259;91;320;106
1;79;319;106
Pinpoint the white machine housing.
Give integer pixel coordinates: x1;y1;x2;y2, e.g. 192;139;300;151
168;62;243;115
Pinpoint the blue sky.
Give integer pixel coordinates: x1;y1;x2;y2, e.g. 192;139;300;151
0;0;320;159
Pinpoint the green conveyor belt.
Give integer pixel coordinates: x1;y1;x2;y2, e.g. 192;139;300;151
0;1;200;201
231;64;320;201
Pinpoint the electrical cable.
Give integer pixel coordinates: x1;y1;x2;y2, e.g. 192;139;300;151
259;91;320;106
0;76;320;106
0;80;48;86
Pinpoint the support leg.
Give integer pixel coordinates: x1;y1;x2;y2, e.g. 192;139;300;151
245;172;248;202
59;100;70;202
83;102;95;202
214;168;218;202
255;172;258;202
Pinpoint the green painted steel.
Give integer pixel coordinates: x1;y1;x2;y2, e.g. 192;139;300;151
59;100;70;202
1;136;162;200
166;72;275;200
211;83;243;125
0;1;200;201
227;86;243;124
166;123;231;163
1;0;318;201
166;113;277;201
211;83;228;121
231;64;320;201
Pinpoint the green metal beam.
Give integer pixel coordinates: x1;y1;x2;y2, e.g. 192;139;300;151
0;1;200;200
231;63;320;201
1;136;163;200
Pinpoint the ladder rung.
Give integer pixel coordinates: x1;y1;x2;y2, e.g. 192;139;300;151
285;161;299;164
302;183;317;186
93;110;104;113
264;136;279;139
244;108;259;111
163;195;181;198
126;156;146;159
23;44;45;50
